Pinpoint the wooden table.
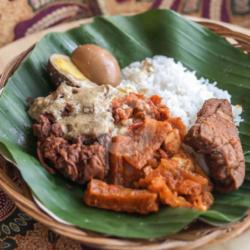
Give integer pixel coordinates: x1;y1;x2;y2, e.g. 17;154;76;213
0;16;249;250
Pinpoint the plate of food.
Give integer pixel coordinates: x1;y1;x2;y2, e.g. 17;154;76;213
0;9;250;250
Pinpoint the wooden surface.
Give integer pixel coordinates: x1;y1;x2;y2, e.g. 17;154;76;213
0;16;250;250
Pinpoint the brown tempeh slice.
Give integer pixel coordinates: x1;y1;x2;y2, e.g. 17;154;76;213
84;179;159;214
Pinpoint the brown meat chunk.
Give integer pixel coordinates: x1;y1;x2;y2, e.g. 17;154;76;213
33;114;62;139
185;98;245;192
84;179;159;214
34;115;110;184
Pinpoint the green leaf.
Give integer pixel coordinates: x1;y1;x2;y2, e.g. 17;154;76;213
0;9;249;239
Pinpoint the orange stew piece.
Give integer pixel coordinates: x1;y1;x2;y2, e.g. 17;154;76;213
84;179;159;214
138;159;213;211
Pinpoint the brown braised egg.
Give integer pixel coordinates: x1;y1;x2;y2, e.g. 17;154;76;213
71;44;121;87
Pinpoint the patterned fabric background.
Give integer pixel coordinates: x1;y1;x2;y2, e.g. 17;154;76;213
0;0;249;47
0;0;250;249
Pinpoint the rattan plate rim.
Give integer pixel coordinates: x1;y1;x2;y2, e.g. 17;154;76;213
0;19;250;250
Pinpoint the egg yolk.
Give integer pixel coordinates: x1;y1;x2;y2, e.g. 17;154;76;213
54;57;86;80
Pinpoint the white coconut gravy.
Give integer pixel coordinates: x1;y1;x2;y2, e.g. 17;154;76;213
28;83;114;138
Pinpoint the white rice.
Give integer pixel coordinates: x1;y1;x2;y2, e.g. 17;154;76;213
119;56;243;128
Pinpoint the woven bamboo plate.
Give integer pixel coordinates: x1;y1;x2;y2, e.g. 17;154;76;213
0;20;250;250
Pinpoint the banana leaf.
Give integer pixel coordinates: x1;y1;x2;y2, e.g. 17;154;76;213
0;9;250;239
